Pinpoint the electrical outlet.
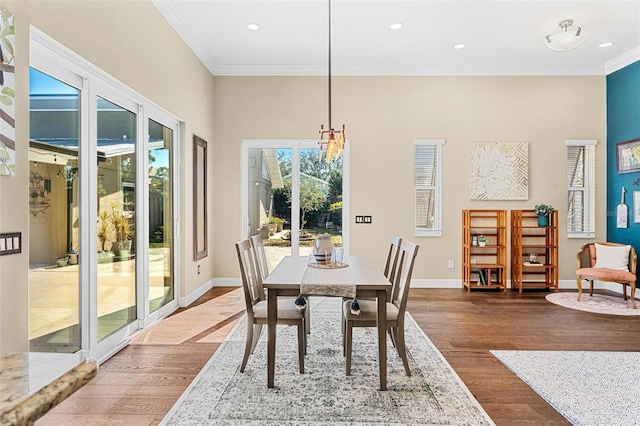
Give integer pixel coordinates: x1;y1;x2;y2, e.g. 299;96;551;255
448;259;454;269
355;216;364;223
363;215;372;224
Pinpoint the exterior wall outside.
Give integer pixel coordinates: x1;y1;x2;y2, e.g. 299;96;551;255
212;75;607;282
606;60;640;262
0;0;215;354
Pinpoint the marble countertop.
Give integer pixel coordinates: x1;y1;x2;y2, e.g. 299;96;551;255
0;352;98;425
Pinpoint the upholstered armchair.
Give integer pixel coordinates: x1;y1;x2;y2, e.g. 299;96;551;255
576;242;637;309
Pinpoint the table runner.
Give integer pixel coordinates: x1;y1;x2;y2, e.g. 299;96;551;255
300;261;356;298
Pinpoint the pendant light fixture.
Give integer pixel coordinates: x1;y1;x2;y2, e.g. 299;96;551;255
318;0;345;162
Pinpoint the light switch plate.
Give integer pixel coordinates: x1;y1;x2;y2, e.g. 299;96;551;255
0;232;21;256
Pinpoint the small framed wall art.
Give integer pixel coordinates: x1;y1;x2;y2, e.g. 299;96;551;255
616;138;640;174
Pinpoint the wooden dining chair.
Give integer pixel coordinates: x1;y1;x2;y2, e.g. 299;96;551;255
251;234;311;333
235;239;307;374
385;235;403;299
343;240;419;377
342;235;403;334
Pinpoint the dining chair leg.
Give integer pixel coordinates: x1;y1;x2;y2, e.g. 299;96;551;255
395;325;411;376
589;279;594;297
389;327;397;348
342;316;347;356
250;324;262;354
623;284;628;300
345;321;353;376
305;304;311;334
240;322;254;373
297;322;305;374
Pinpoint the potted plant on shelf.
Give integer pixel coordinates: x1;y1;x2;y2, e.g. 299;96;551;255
478;235;487;247
534;203;554;227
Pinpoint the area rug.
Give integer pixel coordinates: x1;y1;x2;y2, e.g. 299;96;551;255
546;292;640;316
492;350;640;426
161;297;494;425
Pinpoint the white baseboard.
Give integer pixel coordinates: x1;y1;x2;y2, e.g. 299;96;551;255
409;279;638;299
182;277;638;307
179;277;216;307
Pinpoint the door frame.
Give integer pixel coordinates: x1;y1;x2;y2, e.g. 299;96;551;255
241;139;350;257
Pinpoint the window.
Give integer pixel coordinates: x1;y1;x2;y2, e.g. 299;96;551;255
567;139;597;238
414;139;444;237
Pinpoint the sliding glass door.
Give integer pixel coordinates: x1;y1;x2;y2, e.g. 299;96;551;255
29;32;180;360
243;140;348;270
28;68;82;353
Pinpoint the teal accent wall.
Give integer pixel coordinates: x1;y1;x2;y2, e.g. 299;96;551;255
606;60;640;274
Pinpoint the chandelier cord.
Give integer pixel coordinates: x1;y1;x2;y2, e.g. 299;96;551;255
328;0;332;131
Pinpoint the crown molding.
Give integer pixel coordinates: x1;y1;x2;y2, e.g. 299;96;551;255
605;47;640;75
152;0;219;75
212;63;606;76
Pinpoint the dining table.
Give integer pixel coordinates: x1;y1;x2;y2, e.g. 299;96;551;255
262;255;391;390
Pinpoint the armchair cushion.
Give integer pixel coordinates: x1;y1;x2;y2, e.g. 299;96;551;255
576;267;636;283
593;243;631;271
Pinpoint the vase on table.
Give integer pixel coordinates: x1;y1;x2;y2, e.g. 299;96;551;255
313;233;333;264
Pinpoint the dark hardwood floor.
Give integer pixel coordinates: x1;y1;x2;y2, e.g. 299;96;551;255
38;287;640;425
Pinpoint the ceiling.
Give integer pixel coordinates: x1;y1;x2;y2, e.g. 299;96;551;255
153;0;640;76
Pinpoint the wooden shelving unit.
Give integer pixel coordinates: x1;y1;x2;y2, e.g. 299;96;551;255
510;210;558;293
462;210;507;292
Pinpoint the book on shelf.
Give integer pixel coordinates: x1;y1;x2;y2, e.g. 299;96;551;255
477;269;486;285
476;268;492;285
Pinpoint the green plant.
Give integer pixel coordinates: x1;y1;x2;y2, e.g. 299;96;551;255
534;203;554;216
97;211;109;251
478;235;487;243
109;203;133;242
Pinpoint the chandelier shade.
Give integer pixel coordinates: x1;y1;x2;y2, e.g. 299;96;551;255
544;19;589;52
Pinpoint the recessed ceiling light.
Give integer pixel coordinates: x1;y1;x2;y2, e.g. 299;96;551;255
454;43;466;50
390;23;404;30
599;41;615;48
247;23;260;31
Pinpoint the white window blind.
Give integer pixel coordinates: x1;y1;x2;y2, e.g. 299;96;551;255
414;139;444;237
566;140;597;238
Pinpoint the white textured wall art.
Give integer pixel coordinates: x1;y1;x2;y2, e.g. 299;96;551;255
470;142;528;200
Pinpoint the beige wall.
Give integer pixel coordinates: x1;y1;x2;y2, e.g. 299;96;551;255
212;75;607;281
0;0;607;354
0;0;215;354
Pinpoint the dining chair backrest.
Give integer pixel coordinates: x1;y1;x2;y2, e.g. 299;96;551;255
251;234;270;281
235;239;263;315
393;240;419;315
384;235;403;300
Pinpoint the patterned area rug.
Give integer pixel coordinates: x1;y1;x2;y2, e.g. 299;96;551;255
492;350;640;426
161;297;494;425
546;292;640;316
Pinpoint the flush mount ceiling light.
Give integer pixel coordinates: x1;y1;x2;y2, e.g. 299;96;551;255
247;23;260;31
454;43;466;49
544;19;589;51
318;0;345;162
390;22;404;30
